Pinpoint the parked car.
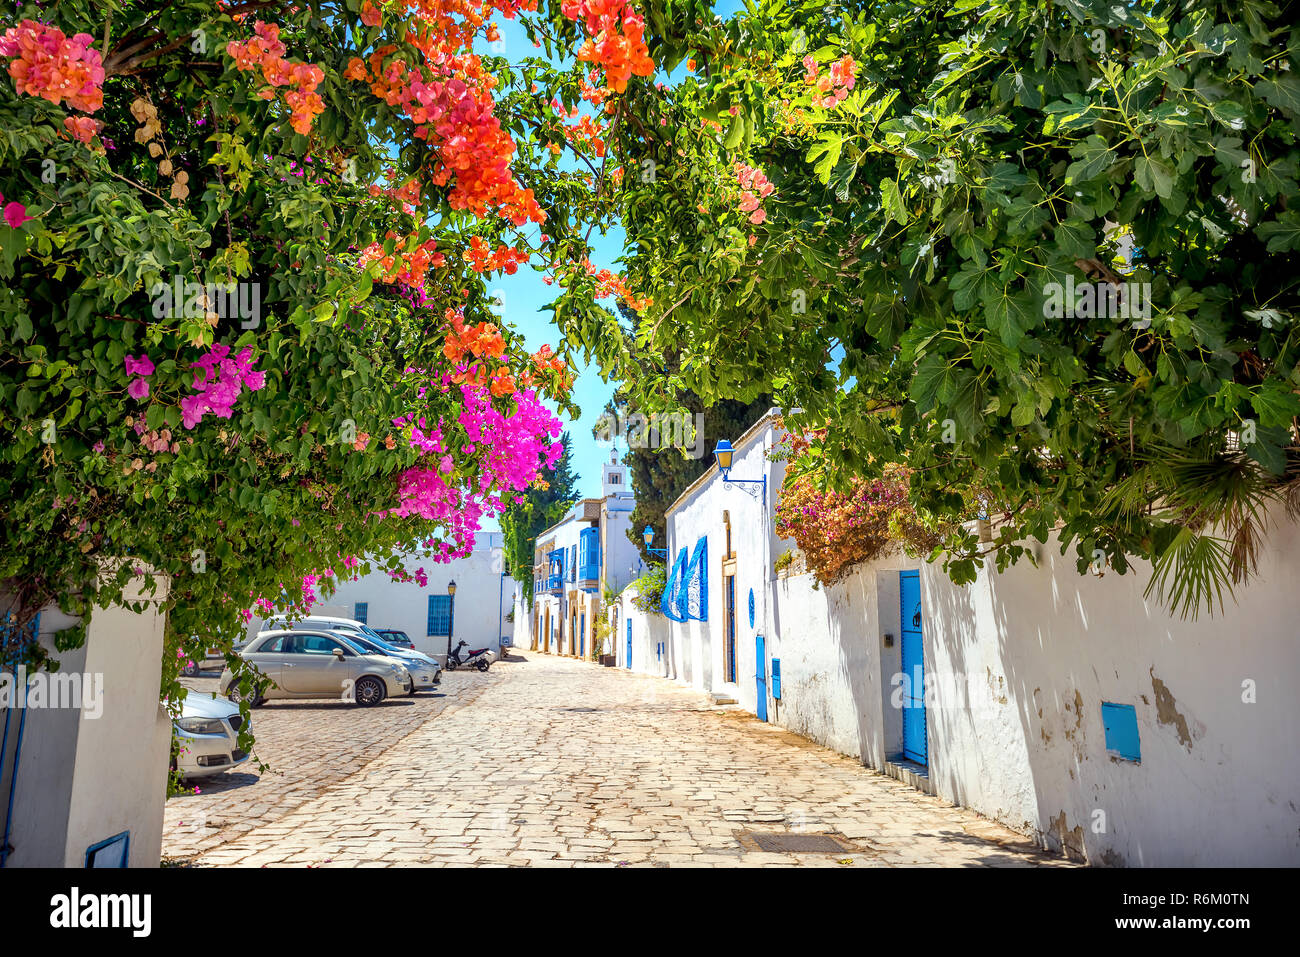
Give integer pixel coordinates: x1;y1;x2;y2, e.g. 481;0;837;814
263;616;441;693
218;630;411;707
373;629;415;650
181;644;225;677
173;690;250;779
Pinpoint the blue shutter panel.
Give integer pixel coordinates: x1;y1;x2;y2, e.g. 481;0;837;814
427;596;452;636
354;602;368;624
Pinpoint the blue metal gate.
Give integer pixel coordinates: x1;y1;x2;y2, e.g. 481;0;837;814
900;571;927;764
755;633;767;722
626;619;632;668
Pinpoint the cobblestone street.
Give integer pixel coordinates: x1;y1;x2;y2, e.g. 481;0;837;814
169;653;1073;867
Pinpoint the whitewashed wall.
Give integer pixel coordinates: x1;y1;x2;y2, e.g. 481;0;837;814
918;520;1300;866
2;567;172;867
246;533;511;665
665;415;781;703
609;585;671;675
757;517;1300;865
658;409;1300;864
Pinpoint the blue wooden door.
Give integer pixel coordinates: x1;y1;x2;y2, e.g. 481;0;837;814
755;634;768;721
626;619;632;668
900;571;927;764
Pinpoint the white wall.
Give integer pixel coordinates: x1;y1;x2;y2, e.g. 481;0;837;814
665;416;780;703
3;566;171;867
741;516;1300;865
919;521;1300;866
247;533;511;665
658;412;1300;864
609;586;671;675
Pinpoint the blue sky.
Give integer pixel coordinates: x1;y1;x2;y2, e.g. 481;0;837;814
476;3;747;525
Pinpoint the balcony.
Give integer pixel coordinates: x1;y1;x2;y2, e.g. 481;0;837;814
577;527;600;591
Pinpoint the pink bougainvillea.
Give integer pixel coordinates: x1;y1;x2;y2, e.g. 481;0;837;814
180;344;267;428
0;20;104;112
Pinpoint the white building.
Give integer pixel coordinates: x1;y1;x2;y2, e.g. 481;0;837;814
612;409;1300;866
526;454;639;659
245;532;512;666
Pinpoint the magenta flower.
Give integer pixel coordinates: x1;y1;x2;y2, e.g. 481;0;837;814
126;377;150;400
124;354;155;378
3;201;32;228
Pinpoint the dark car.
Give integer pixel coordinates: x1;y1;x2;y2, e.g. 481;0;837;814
373;628;415;650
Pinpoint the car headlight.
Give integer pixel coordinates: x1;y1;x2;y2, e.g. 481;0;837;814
177;717;228;735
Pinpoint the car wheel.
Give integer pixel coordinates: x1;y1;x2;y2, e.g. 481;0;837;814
354;676;385;707
227;685;263;708
181;660;200;677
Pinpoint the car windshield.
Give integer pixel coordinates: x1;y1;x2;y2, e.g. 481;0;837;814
332;634;370;655
360;626;403;652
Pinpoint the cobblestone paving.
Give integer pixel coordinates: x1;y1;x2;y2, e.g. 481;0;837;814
162;666;501;861
179;653;1073;867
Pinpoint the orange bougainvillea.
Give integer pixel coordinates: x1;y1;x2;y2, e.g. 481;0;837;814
226;21;325;134
342;43;544;225
464;235;528;274
0;20;104;113
359;232;447;288
560;0;654;93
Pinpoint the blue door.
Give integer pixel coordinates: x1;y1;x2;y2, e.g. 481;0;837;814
755;634;768;722
900;571;927;764
626;620;632;668
580;616;585;658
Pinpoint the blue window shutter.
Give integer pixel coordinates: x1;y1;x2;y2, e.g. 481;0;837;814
1101;702;1141;762
427;595;453;636
354;602;368;624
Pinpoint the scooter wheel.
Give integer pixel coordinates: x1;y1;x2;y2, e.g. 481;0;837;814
475;659;489;672
447;660;458;671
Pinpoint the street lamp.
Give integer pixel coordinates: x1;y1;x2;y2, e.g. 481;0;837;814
642;525;668;557
446;580;457;661
713;438;766;504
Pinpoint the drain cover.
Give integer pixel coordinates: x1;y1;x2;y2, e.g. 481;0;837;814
738;831;859;854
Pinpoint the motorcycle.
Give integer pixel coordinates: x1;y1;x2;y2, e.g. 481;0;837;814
447;639;492;672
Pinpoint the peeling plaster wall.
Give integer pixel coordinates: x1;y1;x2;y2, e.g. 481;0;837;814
921;513;1300;866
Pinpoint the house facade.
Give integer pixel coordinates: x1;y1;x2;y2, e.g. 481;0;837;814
246;531;512;666
527;455;638;659
610;409;1300;866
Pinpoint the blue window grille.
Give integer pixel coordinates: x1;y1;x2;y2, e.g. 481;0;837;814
578;527;601;581
427;595;453;637
354;602;368;624
1101;702;1141;762
662;535;708;622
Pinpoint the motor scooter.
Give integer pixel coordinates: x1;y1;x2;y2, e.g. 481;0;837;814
447;639;492;671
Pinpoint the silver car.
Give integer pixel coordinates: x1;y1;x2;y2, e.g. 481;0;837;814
218;630;410;707
264;616;442;693
173;691;250;779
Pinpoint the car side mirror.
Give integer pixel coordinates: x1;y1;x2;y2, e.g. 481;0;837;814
333;648;345;660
